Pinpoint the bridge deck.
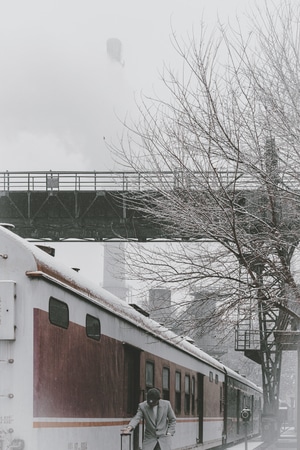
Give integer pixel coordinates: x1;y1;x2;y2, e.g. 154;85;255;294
0;171;297;241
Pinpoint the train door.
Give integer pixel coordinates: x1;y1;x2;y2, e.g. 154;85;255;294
250;395;254;433
197;373;204;444
124;344;141;414
223;379;228;445
123;344;141;450
236;389;241;435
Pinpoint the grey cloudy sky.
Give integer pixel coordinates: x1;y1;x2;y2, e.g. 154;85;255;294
0;0;255;172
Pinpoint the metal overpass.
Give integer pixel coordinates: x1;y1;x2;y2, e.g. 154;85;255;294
0;170;258;241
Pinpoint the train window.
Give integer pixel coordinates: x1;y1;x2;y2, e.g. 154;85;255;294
86;314;101;341
146;361;154;389
175;371;181;415
162;367;170;400
191;376;195;415
184;375;190;414
243;395;250;409
209;371;213;382
49;297;69;329
215;374;219;384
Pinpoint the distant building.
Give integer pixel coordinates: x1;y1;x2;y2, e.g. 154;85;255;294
148;288;172;324
102;242;128;301
182;290;222;355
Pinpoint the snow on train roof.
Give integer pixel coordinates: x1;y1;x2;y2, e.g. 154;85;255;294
0;226;262;391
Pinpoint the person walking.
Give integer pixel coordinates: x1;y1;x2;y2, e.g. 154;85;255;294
122;388;176;450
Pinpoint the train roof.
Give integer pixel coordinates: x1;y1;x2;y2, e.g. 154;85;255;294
0;225;262;392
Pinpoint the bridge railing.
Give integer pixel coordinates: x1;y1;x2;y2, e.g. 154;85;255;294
0;170;274;192
0;171;159;191
0;171;140;191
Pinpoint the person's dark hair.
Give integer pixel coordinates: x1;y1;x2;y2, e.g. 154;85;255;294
147;388;161;401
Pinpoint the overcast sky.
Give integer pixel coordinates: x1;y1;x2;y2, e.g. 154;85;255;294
0;0;254;173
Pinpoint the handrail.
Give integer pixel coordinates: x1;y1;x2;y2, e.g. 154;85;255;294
0;170;296;192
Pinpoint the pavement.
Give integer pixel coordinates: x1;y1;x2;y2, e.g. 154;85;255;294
225;435;263;450
226;428;297;450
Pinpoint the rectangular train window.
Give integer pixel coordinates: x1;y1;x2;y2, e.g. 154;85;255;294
49;297;69;329
162;367;170;400
209;371;213;382
146;361;154;389
243;394;250;409
175;371;181;414
86;314;101;341
184;374;190;414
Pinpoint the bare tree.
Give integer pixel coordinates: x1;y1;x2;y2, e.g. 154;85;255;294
111;0;300;426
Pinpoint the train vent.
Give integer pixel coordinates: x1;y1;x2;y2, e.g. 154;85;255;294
0;223;15;230
35;245;55;257
184;336;195;344
129;303;150;317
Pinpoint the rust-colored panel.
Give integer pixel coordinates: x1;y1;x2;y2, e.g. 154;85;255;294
33;308;125;418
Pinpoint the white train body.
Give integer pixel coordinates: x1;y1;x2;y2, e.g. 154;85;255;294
0;226;262;450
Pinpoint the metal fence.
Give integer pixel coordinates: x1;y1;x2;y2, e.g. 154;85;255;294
0;171;140;191
0;170;261;192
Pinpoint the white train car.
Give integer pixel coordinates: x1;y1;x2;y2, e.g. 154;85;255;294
0;225;262;450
